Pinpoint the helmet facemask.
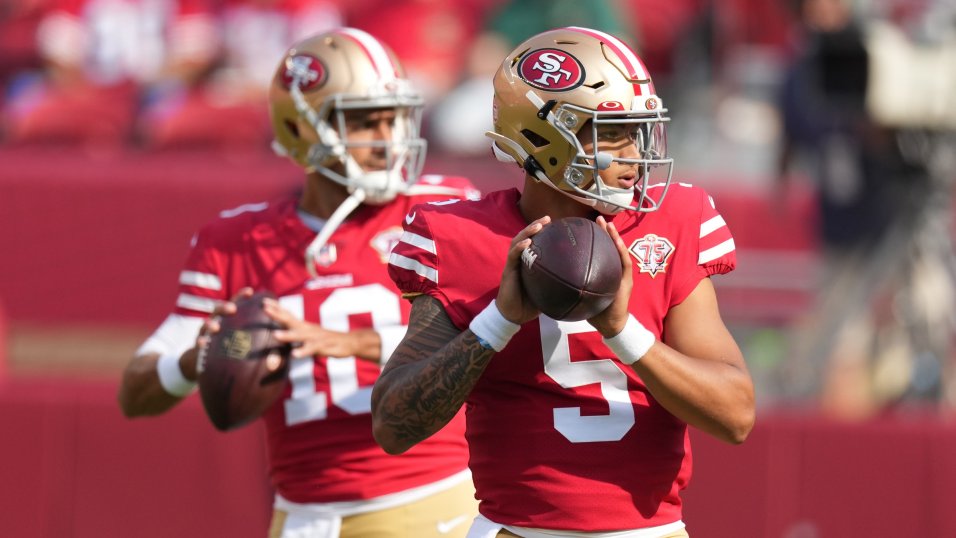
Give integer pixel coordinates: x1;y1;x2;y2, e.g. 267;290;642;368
556;104;673;214
268;28;430;278
509;91;674;215
486;26;676;215
287;78;427;205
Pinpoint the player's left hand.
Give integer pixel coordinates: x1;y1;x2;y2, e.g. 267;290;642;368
587;216;633;337
189;287;256;378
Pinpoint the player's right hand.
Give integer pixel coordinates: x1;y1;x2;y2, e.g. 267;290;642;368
496;216;550;325
190;287;255;377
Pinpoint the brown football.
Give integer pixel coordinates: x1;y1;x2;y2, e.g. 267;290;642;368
197;291;291;431
519;217;623;321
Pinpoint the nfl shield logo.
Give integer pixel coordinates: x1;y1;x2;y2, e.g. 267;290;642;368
314;244;337;267
629;234;674;277
371;227;404;263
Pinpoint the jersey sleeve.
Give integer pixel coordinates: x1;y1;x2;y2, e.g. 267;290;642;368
387;206;443;301
172;223;232;317
697;190;736;276
672;187;737;305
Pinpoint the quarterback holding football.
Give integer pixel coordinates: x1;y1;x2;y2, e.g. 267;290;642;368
119;28;479;538
372;26;755;538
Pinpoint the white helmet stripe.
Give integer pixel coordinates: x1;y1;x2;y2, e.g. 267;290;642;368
564;26;652;97
336;28;399;80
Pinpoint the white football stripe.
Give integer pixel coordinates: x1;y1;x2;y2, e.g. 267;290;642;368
698;239;736;265
176;293;221;314
566;26;647;79
699;215;726;238
565;26;650;96
179;270;222;290
399;231;436;254
389;253;438;283
338;28;397;80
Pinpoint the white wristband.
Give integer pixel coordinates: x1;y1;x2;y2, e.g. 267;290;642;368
469;300;521;352
156;353;197;397
603;315;656;365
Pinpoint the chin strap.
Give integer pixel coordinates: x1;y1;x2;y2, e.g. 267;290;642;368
304;189;367;278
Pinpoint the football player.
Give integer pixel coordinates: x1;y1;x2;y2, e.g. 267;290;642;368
118;28;479;538
372;27;755;537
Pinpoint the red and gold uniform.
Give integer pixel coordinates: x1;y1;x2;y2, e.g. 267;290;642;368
388;183;735;531
172;175;477;504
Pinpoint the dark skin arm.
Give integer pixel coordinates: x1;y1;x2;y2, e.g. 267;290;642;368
634;278;755;444
371;295;494;454
371;217;551;454
117;292;248;418
117;347;201;417
592;217;755;444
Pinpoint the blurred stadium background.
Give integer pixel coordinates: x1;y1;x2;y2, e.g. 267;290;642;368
0;0;954;536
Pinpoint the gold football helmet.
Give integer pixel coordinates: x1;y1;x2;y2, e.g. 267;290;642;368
487;26;673;214
269;27;426;205
269;28;429;276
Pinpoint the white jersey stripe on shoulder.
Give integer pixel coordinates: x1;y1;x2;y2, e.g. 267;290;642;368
389;252;438;283
337;28;398;79
176;293;221;313
179;270;222;291
699;215;727;238
698;238;735;265
219;202;268;218
399;231;436;254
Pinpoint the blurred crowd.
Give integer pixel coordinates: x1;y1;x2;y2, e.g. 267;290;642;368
1;0;954;418
0;0;783;153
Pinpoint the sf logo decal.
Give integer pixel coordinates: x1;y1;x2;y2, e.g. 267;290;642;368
281;54;327;91
518;49;585;91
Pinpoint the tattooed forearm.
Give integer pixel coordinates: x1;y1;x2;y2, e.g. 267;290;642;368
371;295;497;454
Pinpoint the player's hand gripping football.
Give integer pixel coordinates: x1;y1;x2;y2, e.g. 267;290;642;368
587;216;633;338
263;297;382;362
496;216;551;325
172;287;257;380
196;287;286;374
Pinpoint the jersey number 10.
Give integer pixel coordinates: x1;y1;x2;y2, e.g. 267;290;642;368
278;284;401;426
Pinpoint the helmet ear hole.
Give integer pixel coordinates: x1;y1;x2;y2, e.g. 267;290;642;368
284;120;300;139
521;129;549;148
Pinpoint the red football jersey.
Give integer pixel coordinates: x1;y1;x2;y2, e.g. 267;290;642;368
388;184;736;531
173;176;478;503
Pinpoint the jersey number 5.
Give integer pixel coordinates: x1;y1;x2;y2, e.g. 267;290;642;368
279;284;401;426
540;317;635;443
